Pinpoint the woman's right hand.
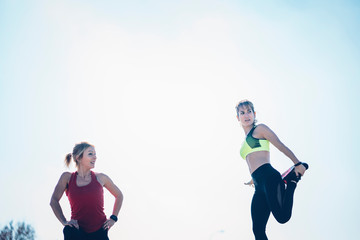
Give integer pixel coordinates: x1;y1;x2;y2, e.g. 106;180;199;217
64;219;79;229
294;164;307;177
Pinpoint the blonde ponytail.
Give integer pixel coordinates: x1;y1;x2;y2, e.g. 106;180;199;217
64;153;72;167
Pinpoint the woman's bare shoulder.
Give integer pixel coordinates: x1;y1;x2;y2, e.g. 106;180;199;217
53;172;72;189
256;123;270;129
254;124;269;132
60;172;72;181
254;124;273;138
95;172;106;177
95;172;109;185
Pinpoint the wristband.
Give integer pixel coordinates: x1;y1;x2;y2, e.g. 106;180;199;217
294;162;302;167
110;215;118;222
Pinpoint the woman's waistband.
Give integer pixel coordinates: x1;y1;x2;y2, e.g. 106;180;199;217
251;163;275;181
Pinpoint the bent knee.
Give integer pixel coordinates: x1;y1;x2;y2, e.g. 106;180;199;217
276;216;290;224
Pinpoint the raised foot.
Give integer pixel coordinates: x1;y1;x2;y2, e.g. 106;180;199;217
282;162;309;184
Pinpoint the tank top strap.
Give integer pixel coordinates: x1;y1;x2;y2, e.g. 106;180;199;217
68;172;77;186
66;172;77;196
90;171;96;182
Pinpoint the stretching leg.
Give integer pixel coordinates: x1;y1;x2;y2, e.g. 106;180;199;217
264;172;297;224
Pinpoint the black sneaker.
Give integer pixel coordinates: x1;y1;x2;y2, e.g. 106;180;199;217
282;163;309;184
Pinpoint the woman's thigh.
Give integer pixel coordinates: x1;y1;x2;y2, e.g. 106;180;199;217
264;172;285;211
63;226;83;240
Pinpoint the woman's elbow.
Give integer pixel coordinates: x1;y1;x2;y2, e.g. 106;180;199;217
116;191;124;202
50;196;59;207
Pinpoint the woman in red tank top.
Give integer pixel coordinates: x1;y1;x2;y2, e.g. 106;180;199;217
50;142;123;240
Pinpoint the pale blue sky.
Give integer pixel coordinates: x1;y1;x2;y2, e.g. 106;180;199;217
1;0;359;239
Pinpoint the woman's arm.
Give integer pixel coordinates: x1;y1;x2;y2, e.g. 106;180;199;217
257;124;306;176
50;172;78;227
100;173;123;230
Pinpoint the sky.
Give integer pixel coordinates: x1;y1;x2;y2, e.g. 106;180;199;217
0;0;359;239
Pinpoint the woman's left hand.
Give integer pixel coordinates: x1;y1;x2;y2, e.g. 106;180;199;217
244;179;254;188
103;218;115;230
294;164;307;177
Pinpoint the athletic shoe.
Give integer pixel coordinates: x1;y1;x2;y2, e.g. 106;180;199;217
282;163;309;184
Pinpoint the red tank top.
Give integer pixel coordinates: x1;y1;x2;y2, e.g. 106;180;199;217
66;171;107;233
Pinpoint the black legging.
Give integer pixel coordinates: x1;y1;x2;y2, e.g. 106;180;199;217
63;226;109;240
251;163;297;240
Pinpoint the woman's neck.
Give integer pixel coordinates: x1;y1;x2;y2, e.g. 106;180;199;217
242;124;255;135
77;167;91;178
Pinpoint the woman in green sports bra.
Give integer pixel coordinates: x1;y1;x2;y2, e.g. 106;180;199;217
236;100;308;240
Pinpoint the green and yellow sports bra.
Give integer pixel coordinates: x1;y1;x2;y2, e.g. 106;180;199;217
240;126;270;159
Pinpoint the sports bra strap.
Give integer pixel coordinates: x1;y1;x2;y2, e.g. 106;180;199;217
248;126;256;136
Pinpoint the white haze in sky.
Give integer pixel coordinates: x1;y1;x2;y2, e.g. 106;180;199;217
1;0;359;239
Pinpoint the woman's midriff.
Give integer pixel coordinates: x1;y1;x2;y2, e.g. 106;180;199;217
246;151;270;174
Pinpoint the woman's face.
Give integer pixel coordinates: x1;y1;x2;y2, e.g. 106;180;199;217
237;106;256;127
78;146;97;169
